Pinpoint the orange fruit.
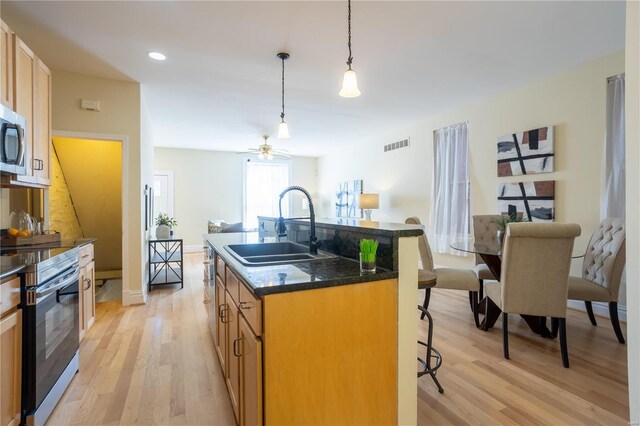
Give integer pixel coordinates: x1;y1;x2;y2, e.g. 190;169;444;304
7;228;19;237
16;230;30;237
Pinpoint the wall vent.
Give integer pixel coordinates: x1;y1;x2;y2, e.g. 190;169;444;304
384;138;410;152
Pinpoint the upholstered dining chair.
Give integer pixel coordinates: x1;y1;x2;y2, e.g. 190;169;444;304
405;217;480;327
472;215;501;297
485;222;581;368
567;218;626;343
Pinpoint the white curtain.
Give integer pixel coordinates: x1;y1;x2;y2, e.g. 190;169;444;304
601;74;625;219
430;122;471;254
243;160;290;229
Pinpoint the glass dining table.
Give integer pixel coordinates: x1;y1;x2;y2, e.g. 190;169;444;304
450;239;584;338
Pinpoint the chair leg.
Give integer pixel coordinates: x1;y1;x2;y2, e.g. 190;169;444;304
479;279;484;301
472;291;480;328
585;301;597;326
468;291;474;312
483;297;491;331
551;317;559;337
503;313;509;359
420;288;431;320
559;318;569;368
609;302;625;344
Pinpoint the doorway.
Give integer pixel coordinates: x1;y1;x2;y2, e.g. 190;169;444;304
50;135;124;303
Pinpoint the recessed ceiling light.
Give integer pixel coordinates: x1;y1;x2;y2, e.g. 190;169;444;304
148;51;166;61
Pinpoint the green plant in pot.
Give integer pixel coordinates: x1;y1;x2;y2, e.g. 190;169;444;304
494;214;528;246
359;239;379;273
155;213;177;239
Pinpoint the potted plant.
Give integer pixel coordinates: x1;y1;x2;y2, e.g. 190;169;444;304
359;239;379;273
494;214;528;246
155;213;177;239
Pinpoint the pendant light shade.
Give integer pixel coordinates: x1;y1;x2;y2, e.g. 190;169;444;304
339;68;361;98
278;120;290;139
340;0;361;98
277;52;291;138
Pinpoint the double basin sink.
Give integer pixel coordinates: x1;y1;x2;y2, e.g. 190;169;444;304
224;241;335;266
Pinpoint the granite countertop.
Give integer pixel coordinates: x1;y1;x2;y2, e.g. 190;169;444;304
258;216;424;238
203;232;398;296
0;238;96;280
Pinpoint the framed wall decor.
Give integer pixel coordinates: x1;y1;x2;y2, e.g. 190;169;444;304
498;180;555;222
497;126;554;176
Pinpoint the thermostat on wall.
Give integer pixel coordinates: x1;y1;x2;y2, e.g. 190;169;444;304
81;99;101;112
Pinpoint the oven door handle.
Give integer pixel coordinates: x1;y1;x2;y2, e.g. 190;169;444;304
36;268;80;300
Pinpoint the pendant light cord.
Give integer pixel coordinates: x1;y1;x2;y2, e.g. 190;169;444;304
281;56;285;121
347;0;353;69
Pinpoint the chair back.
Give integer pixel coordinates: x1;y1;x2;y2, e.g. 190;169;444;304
472;215;501;266
500;223;581;318
582;218;626;301
405;217;434;271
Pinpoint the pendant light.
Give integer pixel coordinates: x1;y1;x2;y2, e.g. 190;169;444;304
277;52;291;138
339;0;361;98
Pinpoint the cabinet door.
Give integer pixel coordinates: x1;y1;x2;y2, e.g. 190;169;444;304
240;315;262;426
78;266;87;341
14;37;35;182
35;58;51;185
226;295;240;424
215;277;227;375
83;261;96;332
0;310;21;426
0;20;13;109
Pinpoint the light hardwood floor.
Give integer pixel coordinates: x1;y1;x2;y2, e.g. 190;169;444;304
48;253;629;425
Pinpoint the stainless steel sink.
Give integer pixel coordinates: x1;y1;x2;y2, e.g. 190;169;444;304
224;242;335;266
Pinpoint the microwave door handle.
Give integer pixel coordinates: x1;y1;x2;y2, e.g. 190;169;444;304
14;124;25;166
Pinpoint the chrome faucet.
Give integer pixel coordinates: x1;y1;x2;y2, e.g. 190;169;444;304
277;186;318;255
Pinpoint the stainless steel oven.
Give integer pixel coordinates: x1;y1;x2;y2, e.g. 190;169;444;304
22;248;80;426
0;103;26;175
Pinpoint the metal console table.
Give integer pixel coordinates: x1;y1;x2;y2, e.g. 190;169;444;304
148;236;183;291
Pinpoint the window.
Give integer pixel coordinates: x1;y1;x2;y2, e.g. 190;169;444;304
243;159;291;229
429;122;471;254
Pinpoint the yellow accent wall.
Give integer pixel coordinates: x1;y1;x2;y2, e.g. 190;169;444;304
49;148;83;240
52;137;122;271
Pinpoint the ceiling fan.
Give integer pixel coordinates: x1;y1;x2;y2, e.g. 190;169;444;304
240;135;292;160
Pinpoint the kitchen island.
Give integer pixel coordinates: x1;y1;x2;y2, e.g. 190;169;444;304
203;219;423;425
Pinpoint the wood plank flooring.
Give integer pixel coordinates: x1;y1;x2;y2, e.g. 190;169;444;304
47;253;629;425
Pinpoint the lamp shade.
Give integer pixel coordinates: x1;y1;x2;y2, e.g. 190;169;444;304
357;193;379;210
339;69;361;98
278;120;290;139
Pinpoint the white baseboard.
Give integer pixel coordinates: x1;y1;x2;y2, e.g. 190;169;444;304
124;289;147;306
184;245;203;254
567;300;627;322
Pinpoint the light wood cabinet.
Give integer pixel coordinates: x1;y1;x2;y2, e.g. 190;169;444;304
13;37;35;183
2;21;51;188
79;244;95;341
239;315;262;426
214;276;227;375
0;309;21;426
226;292;240;423
0;20;13;109
34;59;51;185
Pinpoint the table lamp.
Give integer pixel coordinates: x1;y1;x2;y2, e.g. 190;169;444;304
357;193;379;221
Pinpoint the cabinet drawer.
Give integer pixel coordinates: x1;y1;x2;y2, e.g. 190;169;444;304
216;254;226;284
226;267;240;307
0;275;20;318
239;281;262;336
79;244;94;267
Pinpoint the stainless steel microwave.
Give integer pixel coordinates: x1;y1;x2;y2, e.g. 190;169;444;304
0;103;27;175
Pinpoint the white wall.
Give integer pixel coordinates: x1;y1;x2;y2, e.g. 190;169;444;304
318;51;625;297
625;1;639;422
52;69;149;305
153;147;317;248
